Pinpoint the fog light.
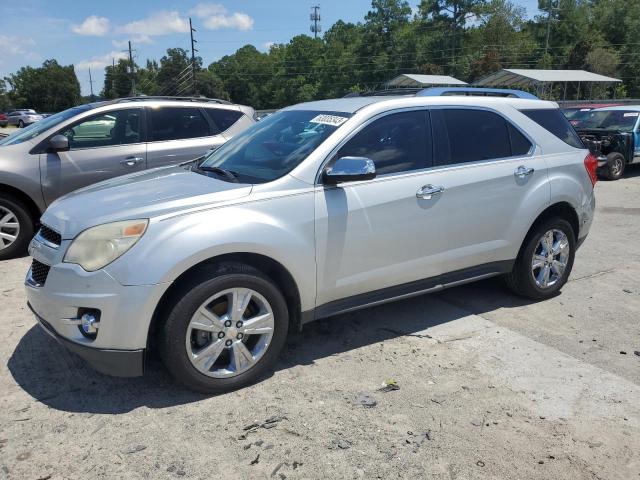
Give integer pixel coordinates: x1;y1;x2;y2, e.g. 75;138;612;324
81;313;100;334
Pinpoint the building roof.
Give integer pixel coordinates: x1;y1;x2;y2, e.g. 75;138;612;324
387;74;467;88
474;69;622;87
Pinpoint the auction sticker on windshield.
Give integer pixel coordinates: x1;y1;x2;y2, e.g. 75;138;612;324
623;112;639;117
310;114;349;126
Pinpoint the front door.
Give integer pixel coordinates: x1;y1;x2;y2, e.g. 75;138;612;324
315;109;450;307
40;108;146;205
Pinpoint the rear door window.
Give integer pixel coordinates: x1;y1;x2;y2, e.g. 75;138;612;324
432;109;522;165
521;109;584;149
148;107;211;141
204;108;243;134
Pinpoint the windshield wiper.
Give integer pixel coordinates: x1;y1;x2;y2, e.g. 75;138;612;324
198;165;240;183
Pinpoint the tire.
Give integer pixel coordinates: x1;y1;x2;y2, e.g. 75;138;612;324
505;217;576;300
159;263;289;393
604;152;625;180
0;194;34;260
18;120;24;128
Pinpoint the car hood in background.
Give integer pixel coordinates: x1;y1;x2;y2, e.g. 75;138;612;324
41;166;253;238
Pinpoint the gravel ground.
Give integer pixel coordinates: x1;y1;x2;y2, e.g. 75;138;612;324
1;169;639;480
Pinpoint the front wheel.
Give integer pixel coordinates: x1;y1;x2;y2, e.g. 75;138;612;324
604;152;625;180
505;218;576;300
0;194;34;260
159;264;289;393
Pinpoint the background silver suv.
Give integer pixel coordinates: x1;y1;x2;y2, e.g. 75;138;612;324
25;95;596;393
0;97;256;259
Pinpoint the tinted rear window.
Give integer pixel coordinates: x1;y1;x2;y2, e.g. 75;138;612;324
148;107;211;141
204;108;243;134
522;109;584;149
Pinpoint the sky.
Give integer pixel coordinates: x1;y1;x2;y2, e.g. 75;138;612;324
0;0;541;96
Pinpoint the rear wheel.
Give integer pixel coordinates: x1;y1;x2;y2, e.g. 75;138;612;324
159;264;289;393
0;194;34;260
605;152;625;180
505;218;575;300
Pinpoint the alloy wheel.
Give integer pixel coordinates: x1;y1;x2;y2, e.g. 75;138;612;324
531;229;570;289
610;158;623;177
0;206;20;251
185;287;275;378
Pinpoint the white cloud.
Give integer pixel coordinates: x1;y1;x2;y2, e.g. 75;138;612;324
76;50;128;71
111;39;129;48
191;3;254;31
263;41;275;50
0;35;35;56
72;15;111;36
118;11;190;37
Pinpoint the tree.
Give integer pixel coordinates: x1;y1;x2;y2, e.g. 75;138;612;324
5;59;80;111
156;48;202;96
102;59;136;99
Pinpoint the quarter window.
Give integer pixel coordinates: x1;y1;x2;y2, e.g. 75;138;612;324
61;109;142;150
204;108;243;134
521;109;584;149
148;107;210;141
334;110;431;175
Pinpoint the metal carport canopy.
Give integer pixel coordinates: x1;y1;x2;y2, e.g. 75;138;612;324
387;74;467;87
473;69;622;87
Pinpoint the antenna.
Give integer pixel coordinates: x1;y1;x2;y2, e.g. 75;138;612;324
310;5;321;39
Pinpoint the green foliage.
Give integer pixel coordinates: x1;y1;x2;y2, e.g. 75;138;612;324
4;59;80;111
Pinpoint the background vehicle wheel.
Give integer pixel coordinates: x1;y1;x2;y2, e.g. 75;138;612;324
605;152;625;180
18;120;24;128
0;194;34;260
159;263;289;393
505;218;575;300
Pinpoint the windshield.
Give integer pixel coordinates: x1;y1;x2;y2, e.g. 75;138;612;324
0;105;93;146
579;110;639;132
199;110;351;183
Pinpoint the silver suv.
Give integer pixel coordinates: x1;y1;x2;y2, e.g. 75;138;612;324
0;97;256;259
25;94;597;393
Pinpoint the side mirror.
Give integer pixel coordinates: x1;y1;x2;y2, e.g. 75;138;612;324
48;134;69;152
323;156;376;185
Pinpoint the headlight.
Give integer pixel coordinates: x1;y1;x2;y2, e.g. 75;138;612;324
64;219;148;271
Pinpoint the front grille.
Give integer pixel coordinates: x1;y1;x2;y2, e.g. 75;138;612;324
30;259;51;286
38;225;62;246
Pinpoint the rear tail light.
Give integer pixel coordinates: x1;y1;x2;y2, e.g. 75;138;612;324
584;153;598;187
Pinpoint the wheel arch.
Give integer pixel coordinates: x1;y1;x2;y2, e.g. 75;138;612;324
147;252;303;350
520;201;579;254
0;183;42;222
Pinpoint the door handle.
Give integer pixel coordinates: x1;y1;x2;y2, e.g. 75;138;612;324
514;166;534;178
416;184;445;200
120;156;144;167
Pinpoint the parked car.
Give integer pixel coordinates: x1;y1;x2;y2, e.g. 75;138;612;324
562;104;621;128
0;112;8;128
573;106;640;180
25;94;596;393
0;96;256;259
7;109;44;128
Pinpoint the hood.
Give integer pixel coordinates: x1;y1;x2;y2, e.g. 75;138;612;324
41;166;253;238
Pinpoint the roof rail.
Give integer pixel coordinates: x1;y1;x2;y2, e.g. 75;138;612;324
114;96;232;105
416;87;538;100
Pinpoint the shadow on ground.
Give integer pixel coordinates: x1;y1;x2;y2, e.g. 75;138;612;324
8;277;538;414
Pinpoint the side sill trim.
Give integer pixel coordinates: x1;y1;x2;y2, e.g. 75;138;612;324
302;260;513;324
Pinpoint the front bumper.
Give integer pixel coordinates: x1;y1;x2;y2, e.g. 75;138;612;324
25;237;171;377
29;303;144;377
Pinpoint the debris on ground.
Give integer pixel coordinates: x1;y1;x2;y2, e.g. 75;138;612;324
121;445;147;454
250;454;260;465
431;394;447;405
634;351;640;357
476;460;485;467
354;393;377;408
328;438;353;450
378;379;400;392
405;431;431;452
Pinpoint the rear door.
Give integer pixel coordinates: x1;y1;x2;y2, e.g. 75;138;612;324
426;107;549;276
40;108;146;204
146;106;224;167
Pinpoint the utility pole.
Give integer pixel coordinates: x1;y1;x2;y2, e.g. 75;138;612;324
111;58;115;97
88;67;95;100
126;40;136;95
310;5;321;39
544;0;559;56
189;17;198;96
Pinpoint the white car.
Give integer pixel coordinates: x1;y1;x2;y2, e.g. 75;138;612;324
7;109;44;128
26;90;597;393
